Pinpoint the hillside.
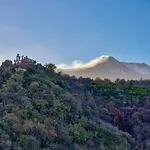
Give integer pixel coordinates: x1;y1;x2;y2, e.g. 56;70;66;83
58;56;150;81
1;59;150;149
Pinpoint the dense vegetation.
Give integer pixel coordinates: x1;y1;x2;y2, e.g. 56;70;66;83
0;59;150;149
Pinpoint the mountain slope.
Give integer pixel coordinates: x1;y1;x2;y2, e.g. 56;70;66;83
123;62;150;75
59;56;150;80
0;60;137;150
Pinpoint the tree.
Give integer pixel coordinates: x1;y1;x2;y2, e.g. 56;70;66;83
1;60;13;68
95;77;102;81
45;63;56;71
115;78;125;85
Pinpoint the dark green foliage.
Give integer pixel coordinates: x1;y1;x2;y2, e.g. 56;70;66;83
1;59;150;149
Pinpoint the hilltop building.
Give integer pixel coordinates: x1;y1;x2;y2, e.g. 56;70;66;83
14;54;35;68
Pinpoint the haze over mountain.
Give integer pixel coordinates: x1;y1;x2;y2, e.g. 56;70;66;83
57;56;150;81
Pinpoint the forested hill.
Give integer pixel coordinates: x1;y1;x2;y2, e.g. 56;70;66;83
1;60;150;149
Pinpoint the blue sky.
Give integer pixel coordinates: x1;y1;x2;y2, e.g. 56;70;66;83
0;0;150;65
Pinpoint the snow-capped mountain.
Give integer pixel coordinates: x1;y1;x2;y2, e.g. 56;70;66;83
57;56;150;81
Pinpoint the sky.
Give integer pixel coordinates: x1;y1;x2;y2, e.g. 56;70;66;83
0;0;150;66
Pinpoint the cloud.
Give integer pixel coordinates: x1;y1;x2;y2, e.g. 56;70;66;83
57;55;110;69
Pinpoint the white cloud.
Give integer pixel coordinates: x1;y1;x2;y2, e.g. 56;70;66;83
57;55;110;69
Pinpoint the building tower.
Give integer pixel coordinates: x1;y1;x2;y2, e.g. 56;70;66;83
16;54;21;64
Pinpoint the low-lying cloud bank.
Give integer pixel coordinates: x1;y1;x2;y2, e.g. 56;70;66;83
57;55;110;69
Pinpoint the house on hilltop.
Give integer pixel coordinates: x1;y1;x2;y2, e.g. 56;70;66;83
14;54;35;69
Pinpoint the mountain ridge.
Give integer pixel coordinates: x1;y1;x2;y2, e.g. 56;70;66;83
57;56;150;81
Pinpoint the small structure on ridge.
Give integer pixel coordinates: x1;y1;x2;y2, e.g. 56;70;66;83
14;54;35;69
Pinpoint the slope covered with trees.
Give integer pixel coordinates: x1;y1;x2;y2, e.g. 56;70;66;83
0;59;150;149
